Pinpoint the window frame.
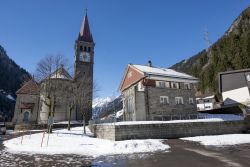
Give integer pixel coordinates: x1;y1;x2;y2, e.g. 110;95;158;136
175;97;184;105
160;96;169;105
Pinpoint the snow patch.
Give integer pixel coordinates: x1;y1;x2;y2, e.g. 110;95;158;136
102;114;243;125
6;94;15;101
4;127;169;157
181;134;250;146
116;109;124;118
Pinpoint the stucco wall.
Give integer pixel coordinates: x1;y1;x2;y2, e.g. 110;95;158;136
93;120;246;141
12;94;40;124
39;79;76;124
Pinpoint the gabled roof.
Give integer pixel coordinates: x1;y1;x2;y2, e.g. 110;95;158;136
78;13;94;43
119;64;198;92
16;79;39;95
132;64;198;80
50;65;73;80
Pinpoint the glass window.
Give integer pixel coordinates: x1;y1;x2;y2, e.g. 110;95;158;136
175;97;184;104
184;83;191;89
172;82;179;89
160;96;169;104
165;82;170;88
156;81;166;88
189;98;194;104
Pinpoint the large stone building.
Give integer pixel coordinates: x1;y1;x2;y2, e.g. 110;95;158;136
119;61;198;121
12;12;95;125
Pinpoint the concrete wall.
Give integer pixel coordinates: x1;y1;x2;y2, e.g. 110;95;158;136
93;120;246;141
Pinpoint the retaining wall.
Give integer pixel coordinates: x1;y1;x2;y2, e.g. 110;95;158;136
93;120;246;141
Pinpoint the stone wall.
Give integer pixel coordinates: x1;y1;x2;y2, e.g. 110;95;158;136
92;120;246;141
148;87;197;120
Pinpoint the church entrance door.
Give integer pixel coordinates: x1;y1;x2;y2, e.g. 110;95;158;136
23;110;30;123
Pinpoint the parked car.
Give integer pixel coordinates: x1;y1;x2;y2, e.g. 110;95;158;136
0;123;6;135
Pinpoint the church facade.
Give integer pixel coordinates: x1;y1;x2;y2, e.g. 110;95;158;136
12;12;95;125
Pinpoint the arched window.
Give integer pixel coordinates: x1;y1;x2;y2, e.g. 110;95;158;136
84;46;87;51
88;47;91;52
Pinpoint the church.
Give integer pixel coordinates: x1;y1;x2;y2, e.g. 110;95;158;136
12;12;95;125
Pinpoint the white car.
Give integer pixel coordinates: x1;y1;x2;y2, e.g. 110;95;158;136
0;123;6;135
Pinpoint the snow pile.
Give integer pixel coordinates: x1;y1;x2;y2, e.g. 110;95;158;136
181;134;250;146
198;114;243;121
4;127;169;157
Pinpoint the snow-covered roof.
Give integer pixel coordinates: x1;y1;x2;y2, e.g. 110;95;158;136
132;65;197;80
49;66;72;80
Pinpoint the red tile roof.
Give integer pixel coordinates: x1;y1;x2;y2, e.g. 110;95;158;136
16;79;39;95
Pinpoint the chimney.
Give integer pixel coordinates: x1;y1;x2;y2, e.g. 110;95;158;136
148;60;152;67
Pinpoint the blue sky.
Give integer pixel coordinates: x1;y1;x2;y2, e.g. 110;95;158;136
0;0;249;98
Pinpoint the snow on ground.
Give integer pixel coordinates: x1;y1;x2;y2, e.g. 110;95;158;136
3;127;169;157
54;120;82;124
181;134;250;146
103;114;243;125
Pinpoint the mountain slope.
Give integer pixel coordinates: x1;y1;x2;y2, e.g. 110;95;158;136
170;7;250;95
0;45;30;121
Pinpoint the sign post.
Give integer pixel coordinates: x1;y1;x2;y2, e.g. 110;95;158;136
47;116;54;147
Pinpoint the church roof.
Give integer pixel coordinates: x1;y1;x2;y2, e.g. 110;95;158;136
50;65;73;80
16;79;39;95
78;13;94;43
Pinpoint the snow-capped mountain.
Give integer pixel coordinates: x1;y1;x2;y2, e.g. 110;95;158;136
92;97;112;108
92;95;123;119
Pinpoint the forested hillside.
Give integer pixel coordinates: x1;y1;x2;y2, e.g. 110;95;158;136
171;7;250;95
0;45;30;121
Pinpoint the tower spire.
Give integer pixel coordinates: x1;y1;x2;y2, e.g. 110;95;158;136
79;10;93;42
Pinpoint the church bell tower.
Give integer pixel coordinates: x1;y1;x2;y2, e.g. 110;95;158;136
74;11;95;121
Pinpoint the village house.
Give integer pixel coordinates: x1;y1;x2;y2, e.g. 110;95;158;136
119;61;199;121
12;12;95;125
196;94;220;111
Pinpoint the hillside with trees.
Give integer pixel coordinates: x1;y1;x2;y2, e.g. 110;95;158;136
170;7;250;95
0;45;30;121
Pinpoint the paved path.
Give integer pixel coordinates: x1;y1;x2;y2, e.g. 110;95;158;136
1;132;250;167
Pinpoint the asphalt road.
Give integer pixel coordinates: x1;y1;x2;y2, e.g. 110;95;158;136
1;132;250;167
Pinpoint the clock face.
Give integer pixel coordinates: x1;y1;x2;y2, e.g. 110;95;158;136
80;52;90;62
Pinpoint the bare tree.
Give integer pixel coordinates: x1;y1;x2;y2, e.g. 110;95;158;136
35;54;69;133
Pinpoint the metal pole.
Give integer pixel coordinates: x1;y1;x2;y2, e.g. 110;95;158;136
46;125;51;147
